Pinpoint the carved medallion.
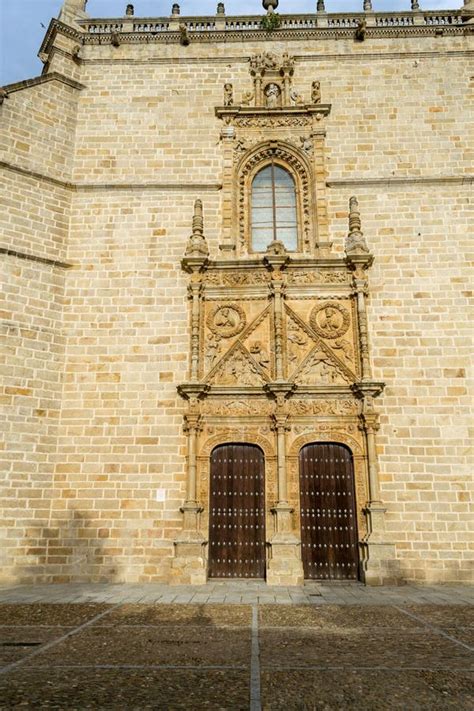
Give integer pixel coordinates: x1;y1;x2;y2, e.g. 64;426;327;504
310;302;350;340
207;304;246;339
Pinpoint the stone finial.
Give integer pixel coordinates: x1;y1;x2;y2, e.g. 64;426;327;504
364;0;373;11
263;0;279;12
345;197;370;255
411;0;420;9
217;2;225;13
0;88;9;106
126;4;134;15
179;23;190;45
172;3;180;14
317;0;326;10
185;200;209;257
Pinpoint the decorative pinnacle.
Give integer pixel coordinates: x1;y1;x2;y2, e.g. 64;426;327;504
345;196;370;255
126;4;134;16
172;3;180;15
192;199;203;237
364;0;373;11
217;2;225;13
411;0;420;9
349;196;362;235
185;200;209;258
317;0;326;11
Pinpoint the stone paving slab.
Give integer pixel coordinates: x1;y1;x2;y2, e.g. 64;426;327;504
0;669;250;710
35;626;252;668
260;629;474;670
259;605;424;629
0;599;472;709
0;582;473;605
105;604;252;627
260;670;474;710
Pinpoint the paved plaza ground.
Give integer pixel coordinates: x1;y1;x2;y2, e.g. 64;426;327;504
0;582;472;710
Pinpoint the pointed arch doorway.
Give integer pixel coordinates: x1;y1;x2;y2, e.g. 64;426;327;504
208;443;266;579
299;442;359;581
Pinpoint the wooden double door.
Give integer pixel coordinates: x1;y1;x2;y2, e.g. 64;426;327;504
300;442;359;581
208;444;266;579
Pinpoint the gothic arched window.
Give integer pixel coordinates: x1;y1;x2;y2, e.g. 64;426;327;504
251;163;298;252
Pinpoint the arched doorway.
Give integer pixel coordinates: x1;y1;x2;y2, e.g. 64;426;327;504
299;442;359;581
208;443;266;579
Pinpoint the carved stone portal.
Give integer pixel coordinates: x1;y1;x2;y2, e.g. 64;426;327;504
173;114;397;587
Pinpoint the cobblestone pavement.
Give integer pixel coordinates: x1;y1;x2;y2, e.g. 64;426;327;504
0;585;472;709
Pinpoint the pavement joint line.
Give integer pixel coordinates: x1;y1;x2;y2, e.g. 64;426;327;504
21;664;249;671
0;603;123;677
260;665;474;672
392;606;474;653
250;606;262;711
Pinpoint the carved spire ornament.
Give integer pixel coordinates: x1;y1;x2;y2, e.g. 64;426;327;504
345;196;370;255
263;0;279;12
185;200;209;258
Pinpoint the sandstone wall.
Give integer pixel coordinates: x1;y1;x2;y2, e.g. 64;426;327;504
1;28;472;583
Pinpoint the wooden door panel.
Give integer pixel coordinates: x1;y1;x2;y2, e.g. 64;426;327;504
209;444;266;579
299;442;359;580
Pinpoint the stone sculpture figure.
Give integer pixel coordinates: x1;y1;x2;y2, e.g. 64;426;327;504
290;89;304;105
224;83;233;106
265;83;281;108
311;81;321;104
241;91;254;106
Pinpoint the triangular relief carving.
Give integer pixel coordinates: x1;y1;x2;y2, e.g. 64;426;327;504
207;341;268;387
293;345;351;386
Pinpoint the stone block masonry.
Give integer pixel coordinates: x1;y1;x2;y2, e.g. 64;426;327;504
0;4;472;584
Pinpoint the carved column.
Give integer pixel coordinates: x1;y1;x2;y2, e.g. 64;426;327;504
354;273;372;381
265;389;303;586
273;280;285;381
219;125;236;252
172;393;208;585
188;280;202;381
353;383;400;585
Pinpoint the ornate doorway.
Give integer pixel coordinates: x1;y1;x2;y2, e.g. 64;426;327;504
208;443;266;579
299;442;359;581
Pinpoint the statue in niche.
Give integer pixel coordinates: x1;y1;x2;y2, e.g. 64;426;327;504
241;91;254;106
312;81;321;104
290;89;304;105
224;83;233;106
265;83;281;108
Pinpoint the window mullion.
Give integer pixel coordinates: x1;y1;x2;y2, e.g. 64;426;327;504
271;159;277;243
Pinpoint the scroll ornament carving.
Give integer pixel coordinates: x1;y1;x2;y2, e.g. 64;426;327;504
288;271;348;285
207;304;246;339
310;302;351;340
205;333;223;370
287;319;309;368
289;399;358;416
235;115;311;128
201;400;273;416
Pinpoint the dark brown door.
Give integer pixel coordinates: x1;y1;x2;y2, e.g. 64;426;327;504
209;443;266;579
299;442;359;581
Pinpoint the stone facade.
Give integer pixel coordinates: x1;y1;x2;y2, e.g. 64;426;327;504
0;0;472;585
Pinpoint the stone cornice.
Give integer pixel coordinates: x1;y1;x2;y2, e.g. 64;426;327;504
0;247;73;270
2;72;85;94
38;19;83;57
2;161;471;194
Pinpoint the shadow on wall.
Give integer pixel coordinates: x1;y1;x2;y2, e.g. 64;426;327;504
15;509;121;585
